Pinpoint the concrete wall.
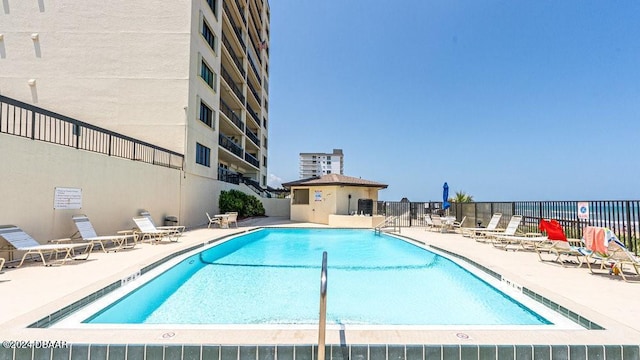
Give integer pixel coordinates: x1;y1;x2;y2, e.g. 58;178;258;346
0;134;181;249
0;134;288;259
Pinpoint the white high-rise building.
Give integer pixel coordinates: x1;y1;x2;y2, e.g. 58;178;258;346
0;0;272;229
299;149;344;178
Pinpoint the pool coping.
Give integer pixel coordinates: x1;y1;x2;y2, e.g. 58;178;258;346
32;228;600;331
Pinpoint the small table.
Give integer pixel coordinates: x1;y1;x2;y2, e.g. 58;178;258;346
214;214;230;228
440;216;457;233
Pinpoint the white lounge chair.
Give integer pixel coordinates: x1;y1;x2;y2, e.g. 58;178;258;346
535;238;587;267
71;215;136;252
140;210;185;236
424;214;435;231
132;217;179;243
0;225;93;267
452;216;467;233
582;227;640;281
484;215;525;248
462;213;503;239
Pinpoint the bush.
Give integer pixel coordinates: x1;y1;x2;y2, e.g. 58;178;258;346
219;189;265;218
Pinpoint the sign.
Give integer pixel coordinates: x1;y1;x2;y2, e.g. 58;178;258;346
577;202;589;220
54;187;82;210
314;190;322;202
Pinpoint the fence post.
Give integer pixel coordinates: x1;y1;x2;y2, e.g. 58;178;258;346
31;111;36;140
625;201;633;252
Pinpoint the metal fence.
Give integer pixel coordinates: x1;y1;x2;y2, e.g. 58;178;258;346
0;95;184;170
377;200;640;254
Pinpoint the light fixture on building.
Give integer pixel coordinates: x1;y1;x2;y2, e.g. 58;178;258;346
28;79;36;86
31;33;39;41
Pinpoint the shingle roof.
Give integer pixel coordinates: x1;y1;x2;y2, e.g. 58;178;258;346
282;174;388;189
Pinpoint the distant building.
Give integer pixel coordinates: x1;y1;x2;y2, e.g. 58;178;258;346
299;149;344;178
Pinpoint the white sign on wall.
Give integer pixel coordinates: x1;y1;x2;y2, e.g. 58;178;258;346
54;187;82;210
315;190;322;202
577;202;589;220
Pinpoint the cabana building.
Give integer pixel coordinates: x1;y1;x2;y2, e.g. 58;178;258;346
282;174;387;227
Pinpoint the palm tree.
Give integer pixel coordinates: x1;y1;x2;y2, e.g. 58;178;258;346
451;191;474;203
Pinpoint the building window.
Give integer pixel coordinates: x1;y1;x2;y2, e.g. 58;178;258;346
199;101;214;127
201;60;217;90
207;0;218;17
202;20;217;53
196;143;211;167
263;155;267;167
327;170;331;174
262;175;266;187
293;189;309;205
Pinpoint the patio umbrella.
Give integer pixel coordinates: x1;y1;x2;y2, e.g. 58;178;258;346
443;182;451;210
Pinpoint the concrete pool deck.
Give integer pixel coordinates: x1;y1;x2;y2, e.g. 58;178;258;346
1;217;640;349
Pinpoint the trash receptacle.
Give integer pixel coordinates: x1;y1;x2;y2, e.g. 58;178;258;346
164;216;178;227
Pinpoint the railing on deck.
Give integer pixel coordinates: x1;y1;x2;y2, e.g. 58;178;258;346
377;200;640;254
0;95;183;170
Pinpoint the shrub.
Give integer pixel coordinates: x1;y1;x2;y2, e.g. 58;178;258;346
219;189;265;218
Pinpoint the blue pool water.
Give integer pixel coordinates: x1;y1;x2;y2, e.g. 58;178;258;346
85;228;551;325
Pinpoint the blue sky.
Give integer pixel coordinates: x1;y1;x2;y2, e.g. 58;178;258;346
266;1;640;202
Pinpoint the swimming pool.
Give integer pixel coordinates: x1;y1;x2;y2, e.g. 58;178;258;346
55;228;578;329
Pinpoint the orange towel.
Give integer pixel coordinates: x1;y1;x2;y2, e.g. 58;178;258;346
583;226;607;254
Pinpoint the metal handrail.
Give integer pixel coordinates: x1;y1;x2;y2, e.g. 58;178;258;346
318;251;327;360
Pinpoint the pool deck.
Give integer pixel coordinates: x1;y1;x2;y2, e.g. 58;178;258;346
1;217;640;347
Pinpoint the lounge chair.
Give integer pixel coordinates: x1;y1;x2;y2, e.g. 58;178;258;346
132;217;179;243
140;210;185;236
483;215;528;248
424;214;435;231
71;215;136;252
462;213;503;239
533;219;587;266
206;212;222;228
0;225;93;267
452;216;467;233
583;226;639;281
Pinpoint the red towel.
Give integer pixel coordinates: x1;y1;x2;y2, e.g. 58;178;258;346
539;219;567;241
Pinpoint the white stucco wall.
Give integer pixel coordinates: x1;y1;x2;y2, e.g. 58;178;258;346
0;134;181;250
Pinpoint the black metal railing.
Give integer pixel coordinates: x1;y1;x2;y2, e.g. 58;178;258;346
218;133;243;158
245;127;260;147
224;2;246;50
222;34;246;78
0;95;183;170
376;199;640;254
247;105;260;125
244;152;259;168
218;167;241;184
219;99;244;131
222;66;245;104
234;0;246;25
248;56;262;85
247;81;261;104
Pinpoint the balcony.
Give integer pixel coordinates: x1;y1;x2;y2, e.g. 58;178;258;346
244;152;259;168
247;81;261;104
222;34;246;78
249;61;261;86
222;66;245;105
220;99;244;132
219;133;243;158
234;0;246;25
245;128;260;147
218;167;241;184
247;105;260;125
223;2;246;50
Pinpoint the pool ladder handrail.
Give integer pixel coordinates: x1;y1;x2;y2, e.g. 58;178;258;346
318;251;327;360
374;216;400;234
